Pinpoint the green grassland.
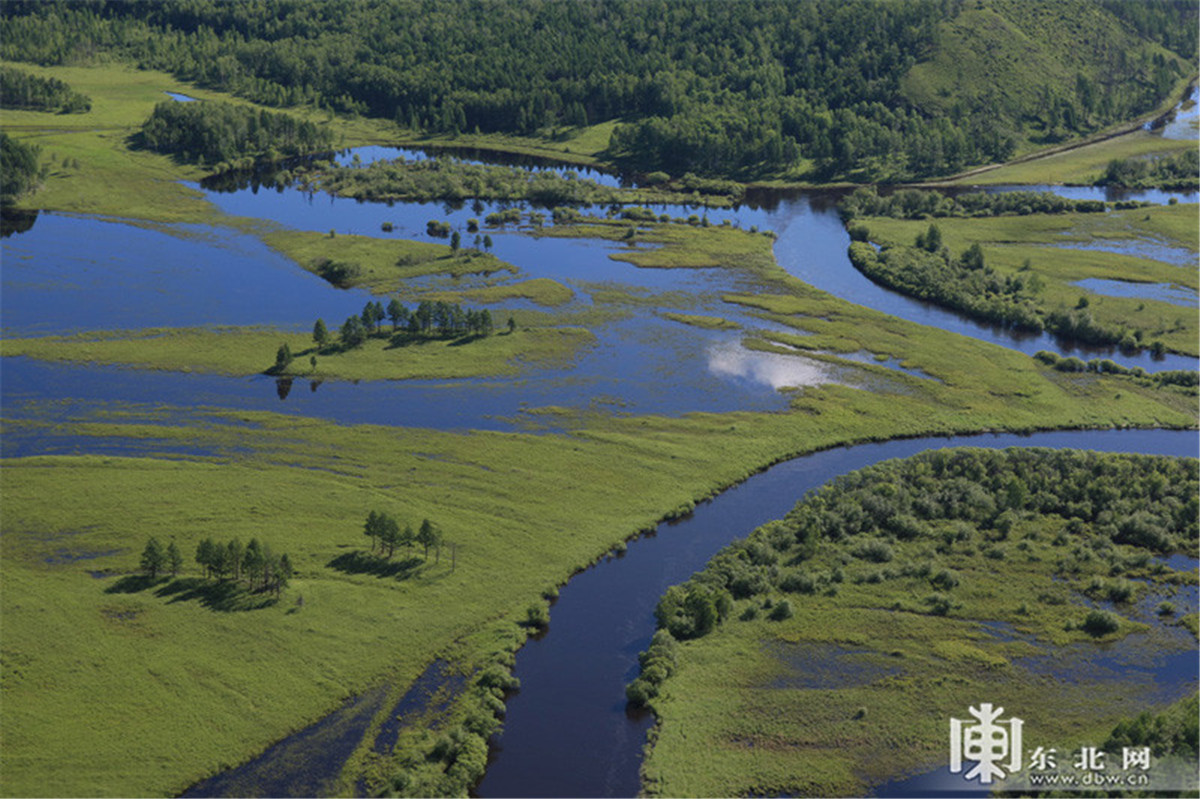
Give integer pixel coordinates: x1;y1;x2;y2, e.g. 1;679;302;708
260;230;520;288
1;324;593;382
951;131;1197;186
855;207;1199;357
660;312;740;331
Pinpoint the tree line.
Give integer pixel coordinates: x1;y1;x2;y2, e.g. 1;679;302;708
362;510;444;561
627;447;1198;704
0;65;90;112
276;298;509;372
140;535;294;595
137;98;333;166
1097;149;1199;190
2;0;1193;180
840;187;1114;221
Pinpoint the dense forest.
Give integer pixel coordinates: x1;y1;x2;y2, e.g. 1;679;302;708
628;448;1198;703
1;0;1195;180
0;65;90;112
137;99;333;165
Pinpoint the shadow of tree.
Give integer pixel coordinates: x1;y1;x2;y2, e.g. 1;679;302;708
103;574;277;612
157;577;278;612
327;551;424;580
104;574;164;594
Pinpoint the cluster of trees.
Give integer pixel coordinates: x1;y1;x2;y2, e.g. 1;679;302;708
362;510;443;560
139;536;293;595
849;233;1168;353
630;447;1196;700
840;187;1110;221
849;237;1049;333
1098;149;1199;190
194;537;293;595
0;65;89;112
311;157;642;205
137;99;333;166
314;299;502;354
3;0;1192;180
0;131;43;205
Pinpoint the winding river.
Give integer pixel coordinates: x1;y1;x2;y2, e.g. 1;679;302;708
2;144;1197;797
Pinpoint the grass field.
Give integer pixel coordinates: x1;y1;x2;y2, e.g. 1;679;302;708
856;206;1200;357
0;324;594;382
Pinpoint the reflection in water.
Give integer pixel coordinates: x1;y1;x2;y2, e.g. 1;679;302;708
275;377;293;400
0;208;38;238
707;341;835;390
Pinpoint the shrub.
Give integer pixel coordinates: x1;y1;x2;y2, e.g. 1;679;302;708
930;568;959;590
779;570;817;594
768;599;794;621
1082;609;1120;637
852;539;894;563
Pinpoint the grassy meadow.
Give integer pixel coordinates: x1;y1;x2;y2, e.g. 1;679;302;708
1;324;594;382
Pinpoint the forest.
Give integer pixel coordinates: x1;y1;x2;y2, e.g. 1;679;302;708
137;99;333;165
0;65;90;112
2;0;1195;179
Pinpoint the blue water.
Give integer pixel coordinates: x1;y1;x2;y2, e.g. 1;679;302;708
1073;278;1198;308
165;91;198;102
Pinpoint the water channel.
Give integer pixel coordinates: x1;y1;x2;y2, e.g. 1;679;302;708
2;143;1198;797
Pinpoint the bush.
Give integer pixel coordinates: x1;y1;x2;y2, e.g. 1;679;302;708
1082;609;1120;637
768;599;794;620
524;604;549;628
779;570;817;594
852;539;894;563
930;568;959;590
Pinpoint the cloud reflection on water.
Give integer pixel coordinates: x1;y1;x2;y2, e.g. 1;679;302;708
707;341;836;390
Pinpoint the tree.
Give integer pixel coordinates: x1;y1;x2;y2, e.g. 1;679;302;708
243;539;266;589
166;541;183;576
387;298;407;331
482;234;493;252
275;342;293;370
506;315;517;334
195;538;217;578
450;230;461;252
313;318;329;348
364;510;380;552
340;315;366;347
379;514;401;558
275;553;293;596
227;539;245;581
417;518;441;560
140;537;166;578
